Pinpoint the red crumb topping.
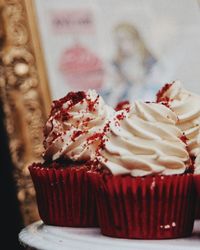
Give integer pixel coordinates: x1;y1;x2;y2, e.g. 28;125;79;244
43;121;52;137
156;83;172;102
87;133;103;141
86;126;110;155
43;131;61;147
180;134;188;145
98;137;108;151
52;132;61;141
185;156;194;174
86;160;112;174
82;117;92;127
61;110;72;121
91;123;110;151
71;130;83;141
87;95;99;112
54;109;72;121
115;100;130;111
159;98;171;108
103;122;110;133
51;91;86;115
116;112;126;121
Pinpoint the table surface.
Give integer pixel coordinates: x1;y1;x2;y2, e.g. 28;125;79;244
19;220;200;250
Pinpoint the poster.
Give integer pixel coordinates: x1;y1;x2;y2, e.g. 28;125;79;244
35;0;200;106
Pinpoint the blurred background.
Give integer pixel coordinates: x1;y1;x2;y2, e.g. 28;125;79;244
36;0;200;105
1;0;200;249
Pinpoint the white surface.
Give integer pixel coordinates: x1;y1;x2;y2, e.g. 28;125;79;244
19;220;200;250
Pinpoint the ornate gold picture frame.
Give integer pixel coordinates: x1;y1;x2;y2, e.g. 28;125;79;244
0;0;51;225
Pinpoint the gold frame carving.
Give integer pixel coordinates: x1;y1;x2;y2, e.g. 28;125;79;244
0;0;51;225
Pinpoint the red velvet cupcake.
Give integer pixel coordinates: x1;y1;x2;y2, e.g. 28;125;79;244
29;89;114;227
90;101;196;239
156;80;200;219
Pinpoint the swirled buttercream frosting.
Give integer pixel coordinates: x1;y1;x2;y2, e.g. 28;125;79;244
157;80;200;157
96;101;189;176
43;89;114;162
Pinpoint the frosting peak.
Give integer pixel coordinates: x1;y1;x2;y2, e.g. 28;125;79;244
96;101;189;176
43;89;114;162
156;80;200;158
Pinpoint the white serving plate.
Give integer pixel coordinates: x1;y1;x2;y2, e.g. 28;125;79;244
19;220;200;250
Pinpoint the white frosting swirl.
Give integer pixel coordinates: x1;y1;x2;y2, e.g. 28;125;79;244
97;101;189;176
157;80;200;157
43;89;114;161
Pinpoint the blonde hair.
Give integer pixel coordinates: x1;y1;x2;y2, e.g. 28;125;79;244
114;22;154;63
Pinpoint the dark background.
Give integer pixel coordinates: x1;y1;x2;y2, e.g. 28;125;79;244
0;102;24;250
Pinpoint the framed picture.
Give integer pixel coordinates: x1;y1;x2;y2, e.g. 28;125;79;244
1;0;200;225
35;0;200;106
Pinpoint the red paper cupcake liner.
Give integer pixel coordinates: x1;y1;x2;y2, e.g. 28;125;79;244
195;198;200;219
29;163;98;227
194;174;200;196
90;173;196;239
194;174;200;219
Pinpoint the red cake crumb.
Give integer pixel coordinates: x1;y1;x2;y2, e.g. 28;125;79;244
82;117;92;127
51;91;86;115
156;83;172;102
180;134;191;165
160;98;171;108
87;132;107;155
185;156;194;174
54;109;72;121
87;95;99;112
87;133;103;143
98;138;108;151
180;134;188;145
71;130;83;141
61;110;72;121
103;122;110;133
87;160;112;174
116;112;126;121
115;100;130;111
51;131;61;142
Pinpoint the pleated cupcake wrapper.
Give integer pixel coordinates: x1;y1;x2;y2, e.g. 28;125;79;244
194;174;200;219
90;173;196;239
195;198;200;219
29;164;98;227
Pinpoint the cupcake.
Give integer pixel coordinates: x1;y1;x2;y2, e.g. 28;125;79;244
156;80;200;217
90;101;196;239
29;89;114;227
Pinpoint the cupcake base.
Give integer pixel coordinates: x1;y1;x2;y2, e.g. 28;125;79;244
29;163;98;227
90;173;196;239
194;174;200;219
195;199;200;219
